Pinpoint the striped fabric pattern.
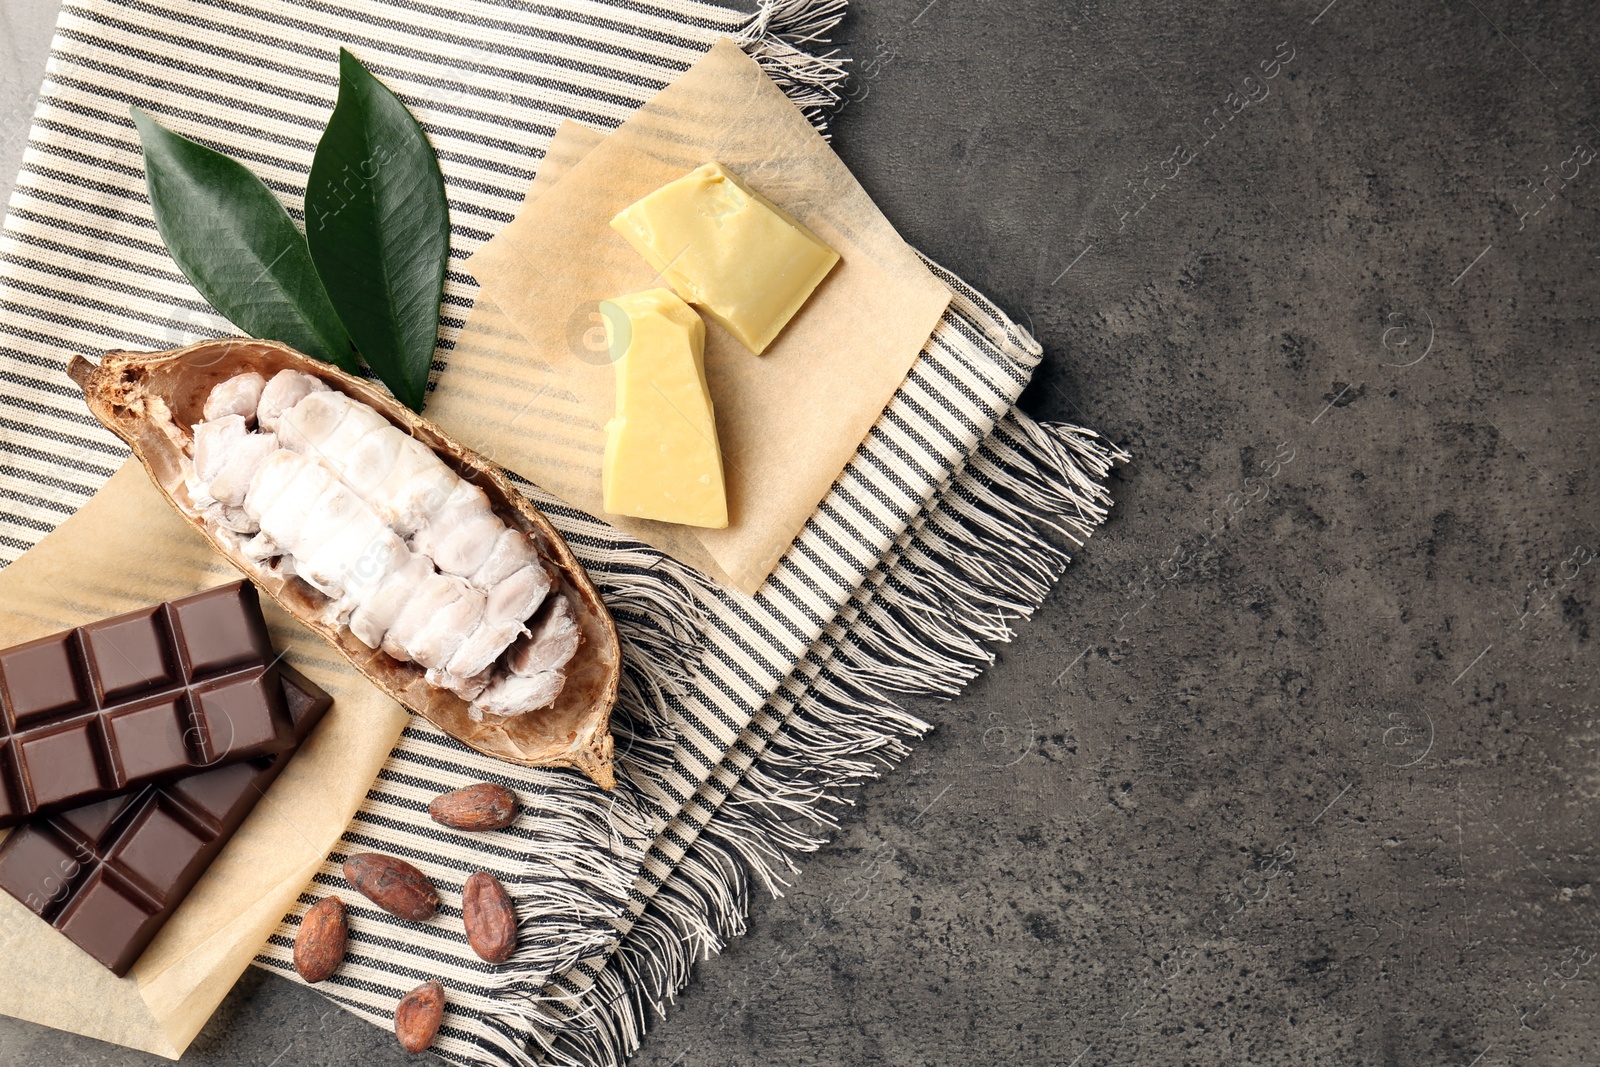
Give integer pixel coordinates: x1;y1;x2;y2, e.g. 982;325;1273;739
0;1;1125;1063
530;410;1123;1066
605;262;1041;885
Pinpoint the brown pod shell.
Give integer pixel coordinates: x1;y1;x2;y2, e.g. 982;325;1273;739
462;871;518;963
68;339;620;787
292;896;348;982
344;853;439;921
430;783;520;832
394;979;446;1053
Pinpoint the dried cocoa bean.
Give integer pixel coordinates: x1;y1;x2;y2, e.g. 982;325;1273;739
292;896;347;982
344;853;438;921
429;783;519;832
462;872;517;963
394;979;445;1053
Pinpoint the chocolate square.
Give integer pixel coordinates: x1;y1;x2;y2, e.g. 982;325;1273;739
82;608;173;702
0;826;82;918
110;802;207;897
167;584;273;681
0;633;85;726
168;761;260;830
55;793;132;846
17;722;106;808
55;870;156;973
188;670;287;764
106;698;193;783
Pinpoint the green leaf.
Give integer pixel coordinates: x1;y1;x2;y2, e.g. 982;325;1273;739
307;49;450;412
130;107;357;372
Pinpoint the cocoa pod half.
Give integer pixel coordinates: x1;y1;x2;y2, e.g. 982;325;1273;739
394;979;446;1053
69;340;620;786
292;896;348;982
344;853;438;922
462;872;518;963
429;783;519;832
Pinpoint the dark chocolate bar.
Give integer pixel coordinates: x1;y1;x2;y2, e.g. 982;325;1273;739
0;662;332;974
0;581;296;828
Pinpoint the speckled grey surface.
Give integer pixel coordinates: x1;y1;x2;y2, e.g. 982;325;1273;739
3;0;1598;1064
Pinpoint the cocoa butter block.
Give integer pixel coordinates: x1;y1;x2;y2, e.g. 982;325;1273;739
610;161;839;354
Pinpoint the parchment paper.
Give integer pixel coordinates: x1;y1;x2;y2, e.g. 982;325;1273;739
0;461;410;1059
432;39;951;594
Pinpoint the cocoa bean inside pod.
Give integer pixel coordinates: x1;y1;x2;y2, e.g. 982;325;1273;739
430;783;520;831
292;895;349;983
67;340;621;787
462;871;518;963
344;852;439;922
394;979;446;1053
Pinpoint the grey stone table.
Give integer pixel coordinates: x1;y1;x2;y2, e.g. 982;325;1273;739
3;0;1597;1064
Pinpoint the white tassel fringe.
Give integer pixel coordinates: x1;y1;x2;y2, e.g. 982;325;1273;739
495;411;1128;1067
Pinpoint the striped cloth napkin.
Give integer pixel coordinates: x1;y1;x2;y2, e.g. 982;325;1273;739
0;0;1125;1063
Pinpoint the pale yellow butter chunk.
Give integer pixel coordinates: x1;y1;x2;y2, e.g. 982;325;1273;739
600;288;728;529
610;162;841;354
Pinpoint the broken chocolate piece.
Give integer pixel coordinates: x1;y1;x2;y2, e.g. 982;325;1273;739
0;663;331;974
0;582;292;828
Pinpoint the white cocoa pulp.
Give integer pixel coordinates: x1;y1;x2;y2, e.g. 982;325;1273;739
187;369;581;720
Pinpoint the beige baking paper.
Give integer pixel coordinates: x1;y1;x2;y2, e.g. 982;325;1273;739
0;461;409;1059
525;117;607;205
431;39;951;594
